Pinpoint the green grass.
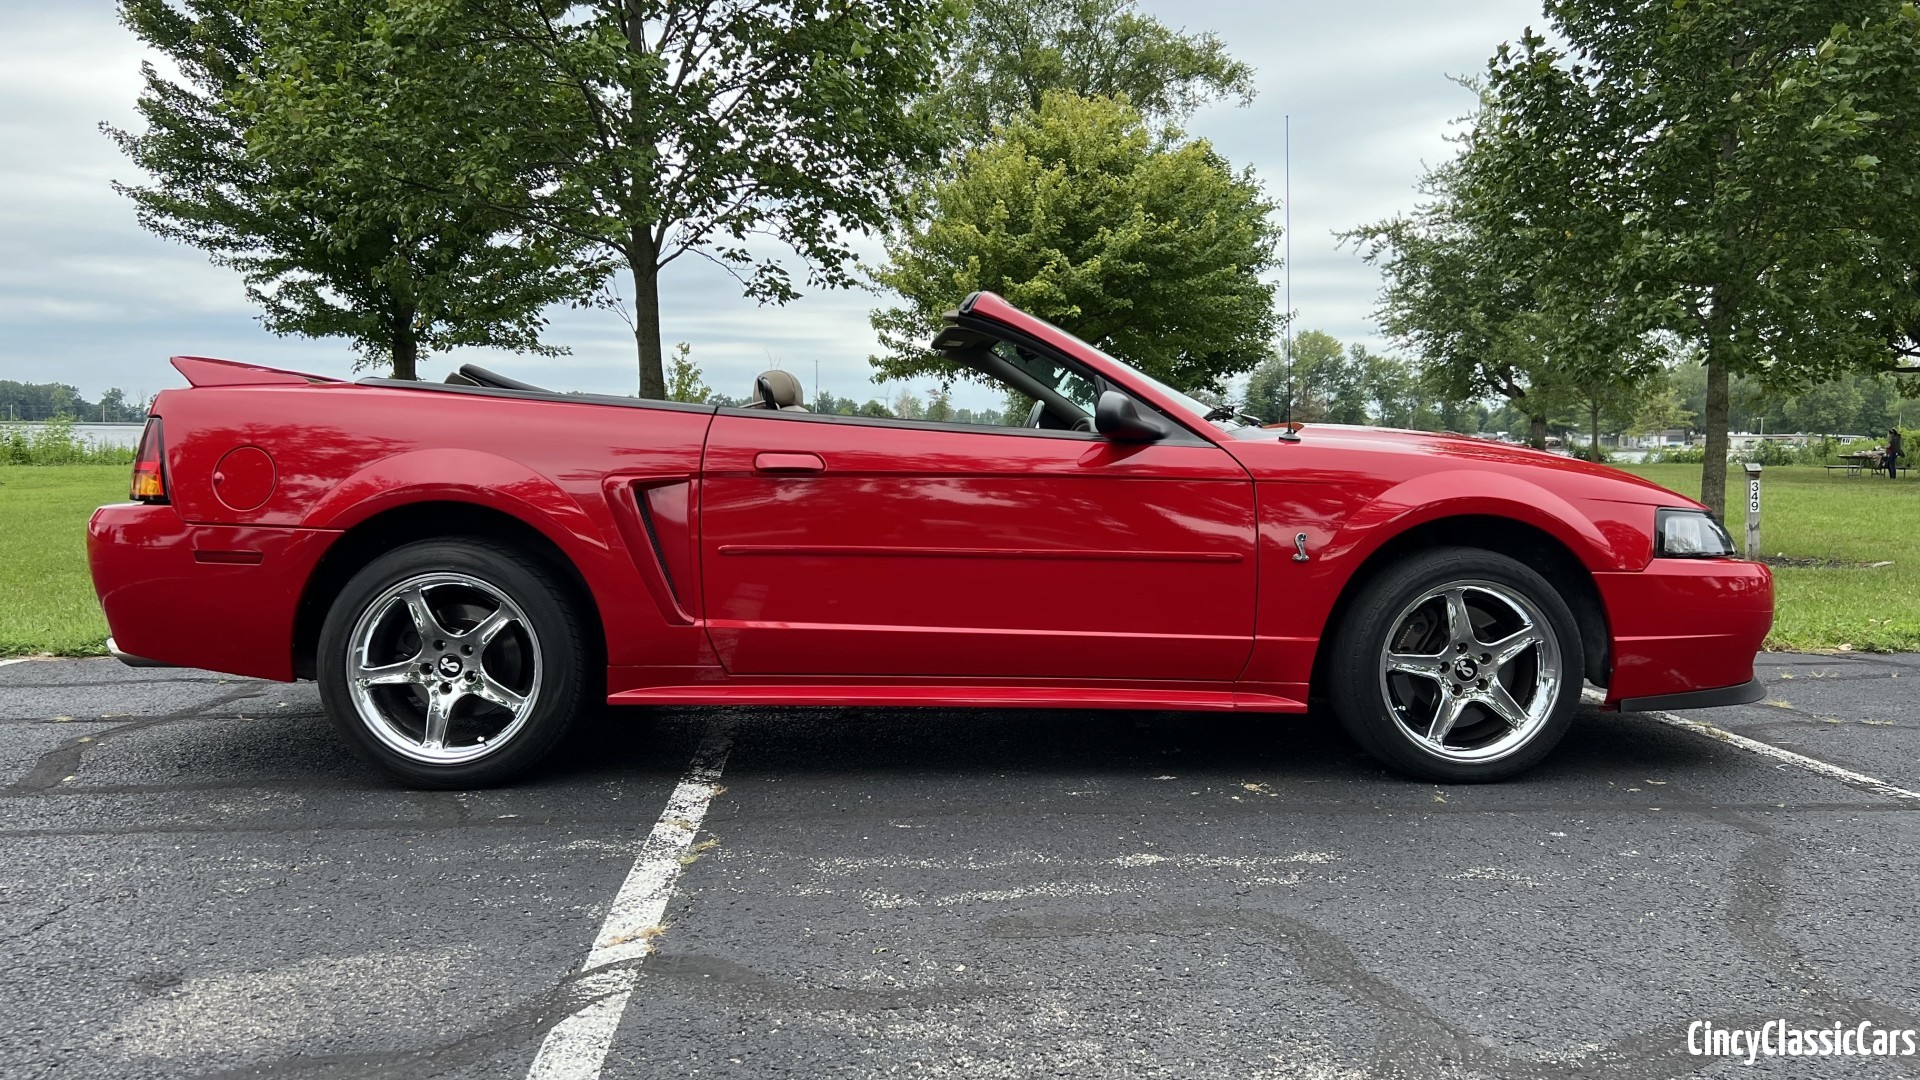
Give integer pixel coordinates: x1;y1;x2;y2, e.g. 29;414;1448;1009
1621;464;1920;653
0;465;124;656
0;462;1912;657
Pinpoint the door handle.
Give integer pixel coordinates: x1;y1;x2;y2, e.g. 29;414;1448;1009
753;451;826;473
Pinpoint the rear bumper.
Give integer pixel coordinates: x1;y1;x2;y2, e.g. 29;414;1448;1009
106;637;172;668
1617;677;1765;713
88;502;337;681
1594;558;1774;706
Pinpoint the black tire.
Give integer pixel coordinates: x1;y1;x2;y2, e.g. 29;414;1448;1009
316;538;588;788
1327;547;1583;783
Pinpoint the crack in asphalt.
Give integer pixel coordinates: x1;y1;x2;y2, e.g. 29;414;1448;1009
3;687;265;795
0;889;139;945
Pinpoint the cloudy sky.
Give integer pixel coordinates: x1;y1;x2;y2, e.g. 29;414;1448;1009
0;0;1545;406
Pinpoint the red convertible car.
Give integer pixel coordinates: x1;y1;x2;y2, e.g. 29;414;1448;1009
88;293;1771;787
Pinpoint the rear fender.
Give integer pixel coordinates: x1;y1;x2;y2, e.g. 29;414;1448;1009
294;449;664;663
298;448;607;551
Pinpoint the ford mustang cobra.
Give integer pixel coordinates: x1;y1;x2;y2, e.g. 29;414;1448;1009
88;293;1772;787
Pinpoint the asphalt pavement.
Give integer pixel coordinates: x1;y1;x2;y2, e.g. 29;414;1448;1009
1;651;1917;1079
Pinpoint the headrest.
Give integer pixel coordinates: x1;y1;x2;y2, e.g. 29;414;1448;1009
749;369;806;410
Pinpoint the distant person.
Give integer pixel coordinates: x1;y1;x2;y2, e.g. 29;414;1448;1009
1888;427;1904;479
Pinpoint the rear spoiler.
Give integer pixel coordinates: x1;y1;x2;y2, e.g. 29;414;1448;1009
170;355;343;388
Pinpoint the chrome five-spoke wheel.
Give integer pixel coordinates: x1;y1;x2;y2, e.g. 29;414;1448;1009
1378;581;1560;763
1329;547;1582;782
347;572;542;764
317;539;586;788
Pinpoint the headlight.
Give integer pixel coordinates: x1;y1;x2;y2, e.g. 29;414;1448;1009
1655;508;1737;558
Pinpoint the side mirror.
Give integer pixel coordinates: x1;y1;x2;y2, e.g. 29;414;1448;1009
1094;390;1169;443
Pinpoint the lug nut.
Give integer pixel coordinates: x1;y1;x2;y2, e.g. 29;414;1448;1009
434;640;446;650
462;645;473;656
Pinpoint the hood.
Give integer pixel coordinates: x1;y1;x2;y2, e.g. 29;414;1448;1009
1222;424;1700;508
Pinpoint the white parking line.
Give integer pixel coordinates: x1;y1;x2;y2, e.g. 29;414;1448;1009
526;722;733;1080
1650;710;1920;803
0;657;44;667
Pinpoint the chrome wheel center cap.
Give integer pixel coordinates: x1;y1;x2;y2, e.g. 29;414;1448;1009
1452;658;1480;682
436;655;464;679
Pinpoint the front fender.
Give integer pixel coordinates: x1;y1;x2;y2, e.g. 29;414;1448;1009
1325;469;1638;573
1240;468;1639;696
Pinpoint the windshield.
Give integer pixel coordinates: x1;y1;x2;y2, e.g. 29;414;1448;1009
1039;326;1249;432
990;341;1101;415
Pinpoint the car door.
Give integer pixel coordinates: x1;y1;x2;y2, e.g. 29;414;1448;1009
697;408;1257;681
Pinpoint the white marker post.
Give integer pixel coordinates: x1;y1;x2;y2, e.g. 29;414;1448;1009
1744;462;1763;560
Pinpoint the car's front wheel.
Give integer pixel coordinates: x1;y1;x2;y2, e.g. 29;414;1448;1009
316;538;587;788
1328;547;1582;783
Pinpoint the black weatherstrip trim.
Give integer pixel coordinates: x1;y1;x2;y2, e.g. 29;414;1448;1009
1617;678;1766;713
711;406;1105;441
355;379;718;414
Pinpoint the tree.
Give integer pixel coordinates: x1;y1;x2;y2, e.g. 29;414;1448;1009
1349;78;1668;452
1242;331;1345;425
663;342;711;403
333;0;961;398
925;0;1253;140
924;384;955;422
871;92;1279;395
1347;160;1557;447
1358;349;1421;430
108;0;587;379
1479;1;1920;518
815;391;861;416
889;388;926;419
1238;334;1420;429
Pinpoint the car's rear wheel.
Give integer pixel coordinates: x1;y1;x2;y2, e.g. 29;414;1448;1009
317;538;587;788
1328;547;1582;782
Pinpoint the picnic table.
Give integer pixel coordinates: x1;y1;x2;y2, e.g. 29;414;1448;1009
1826;451;1882;478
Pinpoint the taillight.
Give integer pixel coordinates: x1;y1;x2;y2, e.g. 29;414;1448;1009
131;418;167;503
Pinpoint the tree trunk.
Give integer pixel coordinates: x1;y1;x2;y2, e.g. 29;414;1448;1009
1589;400;1602;462
1701;356;1731;522
1527;411;1548;450
631;245;666;400
391;306;418;381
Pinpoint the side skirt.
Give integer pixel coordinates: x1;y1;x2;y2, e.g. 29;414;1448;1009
605;682;1305;713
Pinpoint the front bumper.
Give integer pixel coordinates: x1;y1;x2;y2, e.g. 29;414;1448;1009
88;502;337;681
1594;557;1774;706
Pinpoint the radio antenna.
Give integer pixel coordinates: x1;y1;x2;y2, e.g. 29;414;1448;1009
1278;113;1300;443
